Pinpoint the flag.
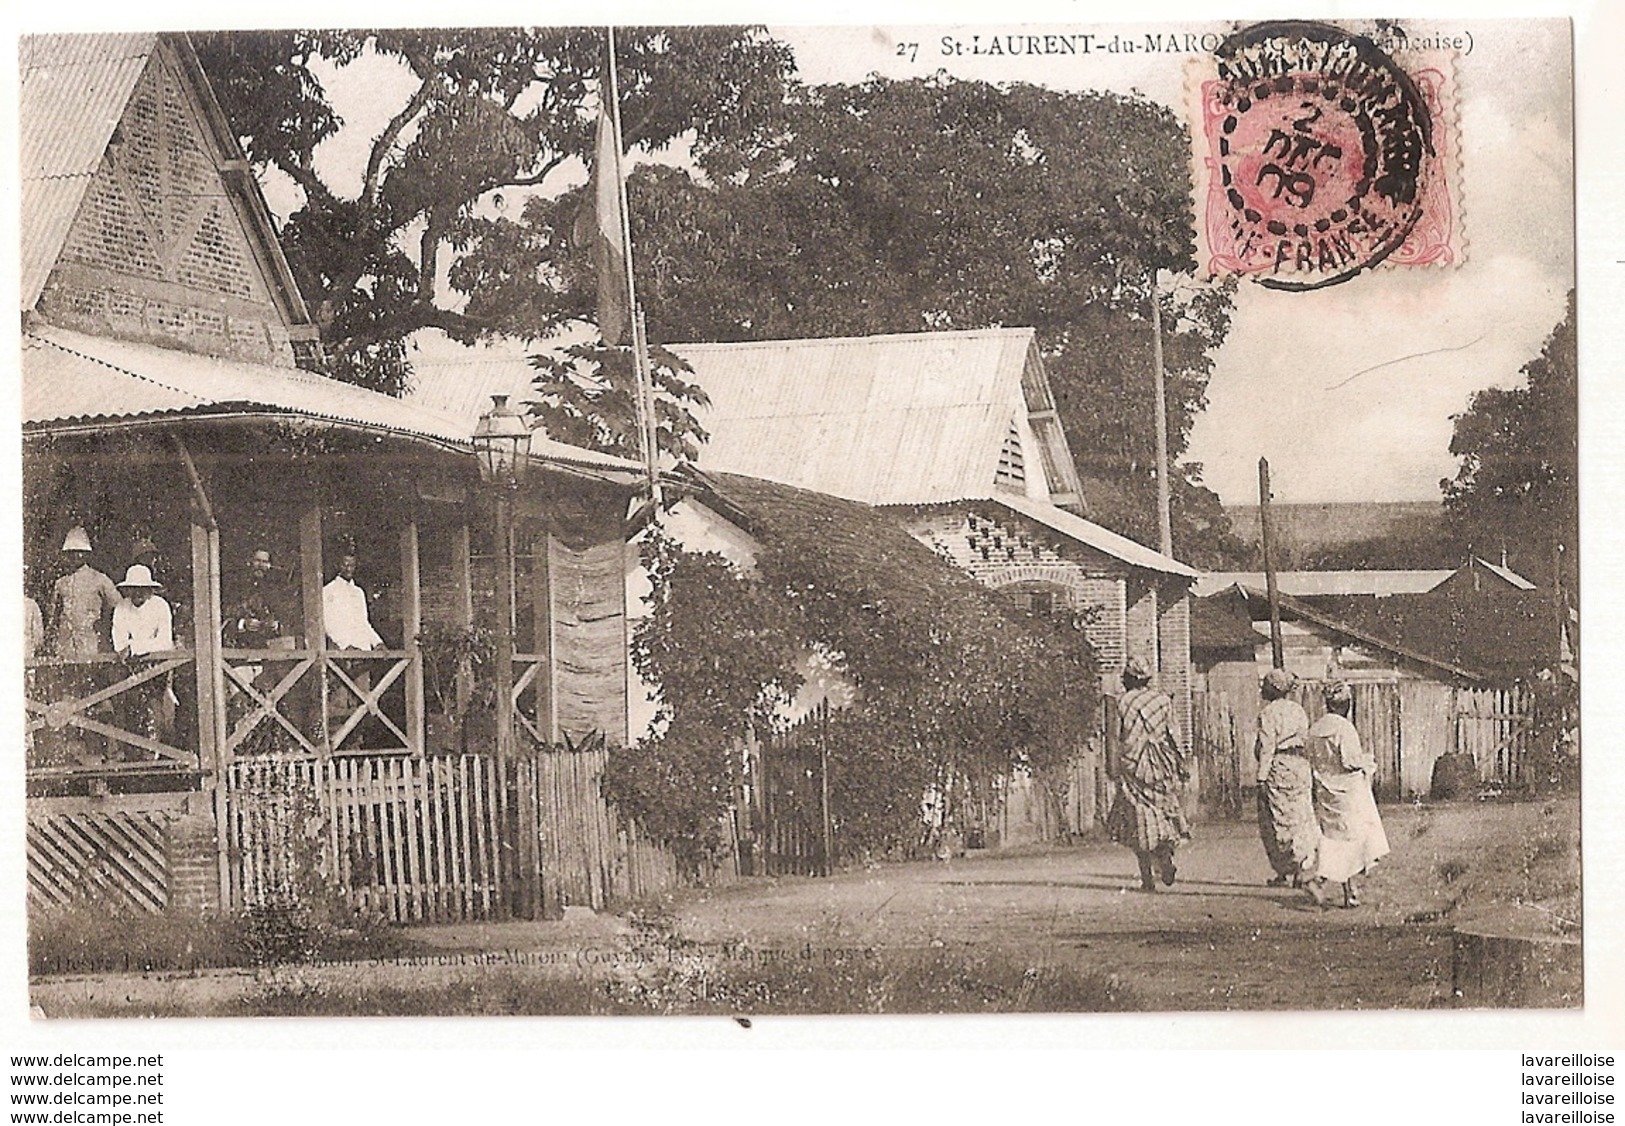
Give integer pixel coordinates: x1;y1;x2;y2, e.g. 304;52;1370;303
591;100;632;347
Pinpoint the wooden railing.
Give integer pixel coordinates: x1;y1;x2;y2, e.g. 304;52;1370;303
26;652;199;777
511;653;546;745
323;649;416;754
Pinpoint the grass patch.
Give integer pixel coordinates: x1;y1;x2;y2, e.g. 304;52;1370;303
30;900;416;977
1436;859;1470;885
42;945;1141;1017
237;947;1136;1016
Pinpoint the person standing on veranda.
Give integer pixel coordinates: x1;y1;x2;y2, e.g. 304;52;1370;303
1255;667;1318;887
1305;680;1390;908
1106;657;1192;892
323;549;385;746
48;526;120;658
110;564;176;749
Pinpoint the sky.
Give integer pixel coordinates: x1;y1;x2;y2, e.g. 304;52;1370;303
277;18;1575;508
769;21;1576;506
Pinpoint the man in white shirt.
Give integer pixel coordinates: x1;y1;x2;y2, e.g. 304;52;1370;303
111;565;174;656
322;551;384;651
111;564;176;749
322;551;386;749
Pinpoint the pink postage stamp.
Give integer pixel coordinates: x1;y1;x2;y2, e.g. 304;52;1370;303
1190;21;1463;289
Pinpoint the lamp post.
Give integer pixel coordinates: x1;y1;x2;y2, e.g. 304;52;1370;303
474;394;538;917
472;395;532;764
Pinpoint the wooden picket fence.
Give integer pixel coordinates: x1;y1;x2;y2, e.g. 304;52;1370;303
222;745;698;923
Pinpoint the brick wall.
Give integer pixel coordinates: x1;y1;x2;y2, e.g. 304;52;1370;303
1124;575;1159;671
38;44;296;366
903;507;1129;671
165;796;221;915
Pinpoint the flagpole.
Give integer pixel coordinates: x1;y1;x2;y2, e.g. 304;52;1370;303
605;27;662;504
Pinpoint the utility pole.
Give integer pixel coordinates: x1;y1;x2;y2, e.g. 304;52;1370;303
1151;274;1173;557
1258;457;1284;669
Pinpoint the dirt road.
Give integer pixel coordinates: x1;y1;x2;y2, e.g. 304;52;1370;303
30;799;1579;1015
649;810;1436;1009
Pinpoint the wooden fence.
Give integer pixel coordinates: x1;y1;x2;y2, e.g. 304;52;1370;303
1193;678;1536;808
757;704;834;876
27;808;173;913
221;746;698;923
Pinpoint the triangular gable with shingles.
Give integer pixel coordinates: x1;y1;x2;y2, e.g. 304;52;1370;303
670;328;1085;511
21;32;315;367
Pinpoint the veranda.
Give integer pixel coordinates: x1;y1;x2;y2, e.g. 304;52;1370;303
24;414;681;921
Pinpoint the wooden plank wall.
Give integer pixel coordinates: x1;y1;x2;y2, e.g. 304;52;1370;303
224;755;510;924
1352;681;1401;801
1457;686;1533;786
1398;679;1454;798
1195;677;1532;806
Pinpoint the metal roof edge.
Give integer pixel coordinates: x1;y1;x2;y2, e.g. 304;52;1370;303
1226;582;1484;683
890;494;1198;578
667;326;1038;352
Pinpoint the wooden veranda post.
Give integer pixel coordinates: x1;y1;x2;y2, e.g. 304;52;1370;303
1258;457;1285;669
400;516;424;754
532;530;556;744
299;503;328;750
451;519;474;717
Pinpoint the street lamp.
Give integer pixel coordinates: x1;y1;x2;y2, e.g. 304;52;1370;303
472;395;533;765
472;394;532;488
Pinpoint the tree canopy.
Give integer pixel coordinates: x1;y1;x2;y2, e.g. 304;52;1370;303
200;35;1244;564
194;27;795;394
1443;291;1577;591
488;75;1246;564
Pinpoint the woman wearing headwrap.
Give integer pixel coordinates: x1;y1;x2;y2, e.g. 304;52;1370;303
1106;657;1191;892
1306;681;1390;908
1254;668;1318;887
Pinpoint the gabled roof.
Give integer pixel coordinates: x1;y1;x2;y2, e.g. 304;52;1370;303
1193;558;1536;599
403;345;540;432
962;494;1198;578
668;328;1083;508
1466;557;1538;591
20;33;154;309
19;32;311;328
1194;569;1455;598
23;326;643;477
1205;582;1484;683
691;470;1062;624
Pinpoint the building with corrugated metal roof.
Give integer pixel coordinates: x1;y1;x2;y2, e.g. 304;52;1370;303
663;329;1199;750
21;33;655;923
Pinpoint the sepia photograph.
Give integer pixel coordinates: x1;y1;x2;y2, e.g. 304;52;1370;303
17;18;1581;1021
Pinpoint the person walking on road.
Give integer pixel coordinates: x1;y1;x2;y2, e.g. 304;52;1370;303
1106;657;1191;892
1305;681;1390;908
1255;668;1318;888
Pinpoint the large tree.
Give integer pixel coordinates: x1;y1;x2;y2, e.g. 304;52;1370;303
1443;292;1578;593
194;28;795;394
465;75;1246;564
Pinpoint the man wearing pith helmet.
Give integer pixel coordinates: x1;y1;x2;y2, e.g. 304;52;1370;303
48;525;120;657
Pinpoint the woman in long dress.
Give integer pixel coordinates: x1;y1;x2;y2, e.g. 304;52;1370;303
1255;668;1318;887
1305;680;1390;908
1107;658;1191;892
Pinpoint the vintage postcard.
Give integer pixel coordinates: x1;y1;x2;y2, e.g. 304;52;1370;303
16;18;1583;1028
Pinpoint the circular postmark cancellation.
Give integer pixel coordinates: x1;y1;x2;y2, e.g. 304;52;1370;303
1200;21;1437;290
